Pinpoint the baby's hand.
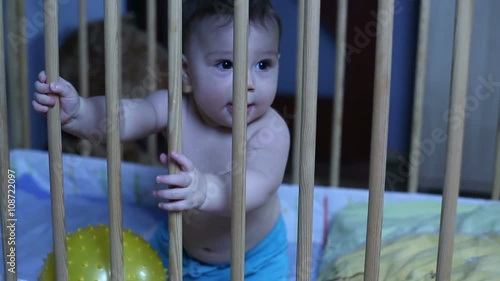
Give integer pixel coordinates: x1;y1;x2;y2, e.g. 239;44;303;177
154;151;207;212
32;71;81;125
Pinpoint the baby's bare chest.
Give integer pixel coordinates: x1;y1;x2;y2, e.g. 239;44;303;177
182;126;234;175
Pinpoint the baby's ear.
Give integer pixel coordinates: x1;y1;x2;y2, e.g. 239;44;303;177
182;55;192;93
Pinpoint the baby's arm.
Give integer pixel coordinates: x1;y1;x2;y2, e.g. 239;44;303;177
65;90;168;142
117;90;168;141
154;111;290;216
33;71;168;142
201;113;291;215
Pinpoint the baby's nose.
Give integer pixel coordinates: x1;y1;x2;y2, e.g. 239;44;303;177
247;72;255;92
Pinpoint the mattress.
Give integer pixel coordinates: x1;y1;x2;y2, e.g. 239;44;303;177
2;149;498;280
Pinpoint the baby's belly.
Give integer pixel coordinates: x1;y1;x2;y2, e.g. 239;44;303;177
182;197;280;264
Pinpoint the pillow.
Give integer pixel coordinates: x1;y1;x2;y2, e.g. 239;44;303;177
317;233;500;281
317;199;500;280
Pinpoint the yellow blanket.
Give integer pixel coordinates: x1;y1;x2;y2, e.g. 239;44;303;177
317;200;500;281
317;233;500;281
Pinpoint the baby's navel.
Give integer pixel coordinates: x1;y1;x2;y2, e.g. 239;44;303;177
202;247;212;252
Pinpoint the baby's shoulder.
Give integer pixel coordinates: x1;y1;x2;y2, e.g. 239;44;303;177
255;108;289;131
248;109;290;147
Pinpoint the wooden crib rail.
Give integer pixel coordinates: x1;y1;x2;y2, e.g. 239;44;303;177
147;0;159;165
104;0;125;278
76;0;93;157
6;0;29;149
364;0;395;279
167;0;183;280
291;0;304;186
78;0;89;99
231;0;249;279
329;0;348;187
408;0;431;194
44;0;68;279
296;0;321;280
436;0;474;279
0;0;17;279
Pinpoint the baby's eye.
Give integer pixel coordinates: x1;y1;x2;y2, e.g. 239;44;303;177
257;60;271;70
216;60;233;70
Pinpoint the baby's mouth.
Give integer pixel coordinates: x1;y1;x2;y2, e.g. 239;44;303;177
227;103;253;114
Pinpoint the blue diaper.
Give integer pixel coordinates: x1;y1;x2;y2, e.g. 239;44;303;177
150;215;289;280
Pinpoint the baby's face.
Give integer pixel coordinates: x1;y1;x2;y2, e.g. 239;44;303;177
183;15;280;127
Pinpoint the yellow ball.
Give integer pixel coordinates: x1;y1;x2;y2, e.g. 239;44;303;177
39;224;167;281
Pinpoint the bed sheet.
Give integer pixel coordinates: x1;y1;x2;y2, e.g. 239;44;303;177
2;149;497;280
317;198;500;280
0;149;327;280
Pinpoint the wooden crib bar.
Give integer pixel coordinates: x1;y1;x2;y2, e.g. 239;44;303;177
296;0;321;280
167;0;184;280
104;0;125;278
329;0;348;187
76;0;93;157
147;0;159;165
231;0;249;279
78;0;89;99
408;0;430;194
364;0;395;279
44;0;68;279
0;0;17;279
6;0;29;149
291;0;304;185
436;0;474;279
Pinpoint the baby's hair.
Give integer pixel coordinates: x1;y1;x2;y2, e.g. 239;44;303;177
182;0;282;51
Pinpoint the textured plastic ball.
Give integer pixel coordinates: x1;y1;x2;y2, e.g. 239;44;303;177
39;224;167;280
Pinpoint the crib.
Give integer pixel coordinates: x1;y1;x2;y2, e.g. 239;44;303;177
1;0;500;280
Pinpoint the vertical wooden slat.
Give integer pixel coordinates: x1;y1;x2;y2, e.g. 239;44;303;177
78;0;89;98
104;0;124;279
6;0;29;148
291;0;305;184
363;0;394;279
44;0;67;279
296;0;321;280
0;0;17;279
493;110;500;200
329;0;348;187
167;1;183;280
147;0;158;165
436;0;473;279
408;0;431;193
77;0;92;156
231;0;249;280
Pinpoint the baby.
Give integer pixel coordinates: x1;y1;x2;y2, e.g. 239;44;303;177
32;0;290;280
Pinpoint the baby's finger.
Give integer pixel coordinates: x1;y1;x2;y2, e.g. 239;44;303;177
159;153;168;166
33;92;56;106
156;174;192;188
48;82;68;95
154;187;189;201
38;71;47;83
158;200;189;212
34;80;50;94
171;151;194;172
32;100;49;113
